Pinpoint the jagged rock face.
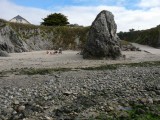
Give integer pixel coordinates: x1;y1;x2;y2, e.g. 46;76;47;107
0;25;54;53
0;26;28;53
83;10;121;59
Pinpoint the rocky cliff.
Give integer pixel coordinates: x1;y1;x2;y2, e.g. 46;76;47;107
0;19;89;53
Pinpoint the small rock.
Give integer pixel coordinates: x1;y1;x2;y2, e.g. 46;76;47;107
118;112;129;118
153;98;160;104
45;116;53;120
7;107;14;113
148;98;153;104
63;91;72;96
156;85;160;90
12;110;17;115
13;100;20;105
44;96;48;101
137;108;145;114
55;75;60;78
117;105;132;111
139;98;147;104
155;90;160;95
106;106;114;112
18;105;25;112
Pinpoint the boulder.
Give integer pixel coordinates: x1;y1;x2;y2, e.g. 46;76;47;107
83;10;121;59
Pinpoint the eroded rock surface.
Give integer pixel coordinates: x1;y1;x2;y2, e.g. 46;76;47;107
83;10;121;59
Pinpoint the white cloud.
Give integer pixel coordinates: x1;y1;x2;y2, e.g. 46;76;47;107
0;0;160;32
60;5;160;32
59;6;125;26
138;0;160;8
0;0;50;25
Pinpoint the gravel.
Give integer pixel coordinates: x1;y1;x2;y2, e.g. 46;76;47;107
0;65;160;119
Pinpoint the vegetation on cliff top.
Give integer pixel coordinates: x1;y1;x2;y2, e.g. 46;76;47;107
41;13;69;26
0;19;7;28
118;25;160;48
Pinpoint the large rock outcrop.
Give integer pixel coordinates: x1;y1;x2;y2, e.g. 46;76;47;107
83;10;121;59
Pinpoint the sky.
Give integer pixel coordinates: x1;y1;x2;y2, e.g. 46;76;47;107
0;0;160;32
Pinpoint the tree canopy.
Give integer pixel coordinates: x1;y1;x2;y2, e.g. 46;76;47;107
41;13;69;26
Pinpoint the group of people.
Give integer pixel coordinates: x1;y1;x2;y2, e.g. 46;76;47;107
46;48;62;55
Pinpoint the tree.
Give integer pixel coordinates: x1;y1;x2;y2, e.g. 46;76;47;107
41;13;69;26
129;28;135;32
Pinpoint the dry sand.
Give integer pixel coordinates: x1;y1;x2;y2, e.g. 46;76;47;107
0;46;160;71
132;43;160;55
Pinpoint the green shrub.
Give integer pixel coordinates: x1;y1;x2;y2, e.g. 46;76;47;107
118;26;160;48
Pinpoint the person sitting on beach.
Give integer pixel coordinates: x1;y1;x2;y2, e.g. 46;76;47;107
58;48;62;54
54;50;58;54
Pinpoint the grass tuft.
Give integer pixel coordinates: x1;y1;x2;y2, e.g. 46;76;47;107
82;64;118;70
19;68;71;75
0;61;160;76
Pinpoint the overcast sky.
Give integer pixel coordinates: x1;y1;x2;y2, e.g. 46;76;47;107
0;0;160;32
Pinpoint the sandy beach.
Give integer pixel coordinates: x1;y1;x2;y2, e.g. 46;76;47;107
0;46;160;71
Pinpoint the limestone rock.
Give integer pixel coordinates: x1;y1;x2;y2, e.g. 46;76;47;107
83;10;121;59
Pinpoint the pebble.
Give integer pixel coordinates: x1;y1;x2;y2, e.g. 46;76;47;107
148;98;153;104
13;100;20;105
18;105;25;112
45;116;53;120
0;66;159;119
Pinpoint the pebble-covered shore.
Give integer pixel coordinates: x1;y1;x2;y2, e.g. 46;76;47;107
0;66;160;119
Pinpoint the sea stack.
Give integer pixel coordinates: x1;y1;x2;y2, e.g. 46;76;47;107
83;10;121;59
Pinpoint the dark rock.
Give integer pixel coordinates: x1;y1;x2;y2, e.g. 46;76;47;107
155;90;160;95
63;91;72;96
0;43;13;53
0;50;9;57
83;10;121;59
136;108;145;114
153;99;160;104
139;98;147;105
121;43;141;51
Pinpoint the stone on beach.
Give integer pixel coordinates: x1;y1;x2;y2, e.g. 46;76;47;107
83;10;121;59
